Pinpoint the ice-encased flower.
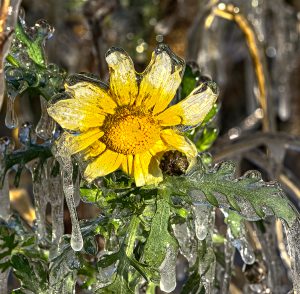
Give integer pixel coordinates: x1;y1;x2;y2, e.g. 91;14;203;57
47;44;218;186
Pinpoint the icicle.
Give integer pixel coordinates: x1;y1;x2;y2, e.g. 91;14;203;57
36;96;56;140
283;219;300;293
193;204;211;241
5;92;18;129
159;245;177;293
221;233;234;294
0;173;10;221
172;222;197;267
48;172;64;244
255;220;286;292
0;137;14;221
224;210;255;265
26;159;48;242
59;155;83;251
199;247;216;294
0;268;9;294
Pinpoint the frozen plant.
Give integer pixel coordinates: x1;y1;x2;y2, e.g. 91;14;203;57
0;15;299;294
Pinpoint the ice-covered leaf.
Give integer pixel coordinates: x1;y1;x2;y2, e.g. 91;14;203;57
169;160;298;226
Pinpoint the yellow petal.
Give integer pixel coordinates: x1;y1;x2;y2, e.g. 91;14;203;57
65;82;117;114
136;44;184;114
121;154;134;177
134;152;163;187
84;149;125;182
149;139;168;157
82;141;106;160
48;99;106;131
106;48;138;106
157;83;218;127
160;129;198;163
57;128;103;156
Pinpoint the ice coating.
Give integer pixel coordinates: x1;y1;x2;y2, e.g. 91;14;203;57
159;245;177;293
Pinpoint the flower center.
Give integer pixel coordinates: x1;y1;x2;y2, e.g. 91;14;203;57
101;107;160;155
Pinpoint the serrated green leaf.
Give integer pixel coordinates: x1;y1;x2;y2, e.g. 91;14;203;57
143;195;178;269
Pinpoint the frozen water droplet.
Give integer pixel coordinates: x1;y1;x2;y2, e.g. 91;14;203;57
35;19;55;40
5;93;18;129
193;204;211;240
243;170;262;180
232;237;255;265
159;245;177;293
36;96;56;140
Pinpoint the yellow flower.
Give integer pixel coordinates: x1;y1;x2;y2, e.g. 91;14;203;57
47;45;218;187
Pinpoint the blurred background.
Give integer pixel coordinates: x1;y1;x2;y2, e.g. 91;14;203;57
1;0;300;293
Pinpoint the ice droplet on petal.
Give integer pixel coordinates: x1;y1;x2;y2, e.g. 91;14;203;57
59;156;83;251
159;245;177;293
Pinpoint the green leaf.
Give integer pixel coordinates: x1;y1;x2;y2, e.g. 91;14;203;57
80;187;102;203
11;253;48;292
14;20;46;67
225;211;244;238
143;194;178;271
181;64;199;98
196;127;218;152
